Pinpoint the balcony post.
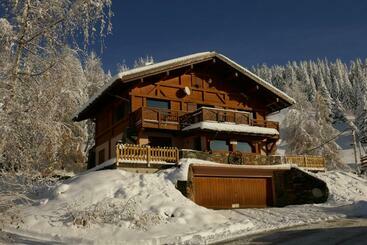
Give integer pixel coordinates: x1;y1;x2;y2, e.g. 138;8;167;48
147;145;151;167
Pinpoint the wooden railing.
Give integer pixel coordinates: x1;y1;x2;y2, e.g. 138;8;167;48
116;143;179;166
180;107;279;131
240;153;326;171
130;107;279;132
284;155;326;170
130;107;186;130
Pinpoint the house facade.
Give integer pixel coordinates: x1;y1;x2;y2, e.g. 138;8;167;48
73;52;295;166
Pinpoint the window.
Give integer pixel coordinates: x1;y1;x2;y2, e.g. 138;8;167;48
210;140;229;151
147;99;170;109
237;142;252;153
113;103;128;123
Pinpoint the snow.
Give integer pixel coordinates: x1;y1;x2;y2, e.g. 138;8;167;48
4;158;367;244
182;121;279;136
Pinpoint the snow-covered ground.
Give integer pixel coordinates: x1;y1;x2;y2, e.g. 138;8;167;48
3;158;367;244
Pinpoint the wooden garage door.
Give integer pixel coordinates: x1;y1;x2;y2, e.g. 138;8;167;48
192;177;272;208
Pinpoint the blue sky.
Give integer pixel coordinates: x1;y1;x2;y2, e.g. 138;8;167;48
96;0;367;73
3;0;366;73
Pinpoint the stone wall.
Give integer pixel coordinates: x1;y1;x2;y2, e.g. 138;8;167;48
180;149;283;165
272;168;329;206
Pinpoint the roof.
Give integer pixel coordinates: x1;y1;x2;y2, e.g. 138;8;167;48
73;51;295;121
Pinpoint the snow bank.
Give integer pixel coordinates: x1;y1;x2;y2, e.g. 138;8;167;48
12;167;252;244
162;158;294;184
316;170;367;204
161;158;221;184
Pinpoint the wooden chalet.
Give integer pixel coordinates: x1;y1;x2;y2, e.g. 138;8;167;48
73;52;296;167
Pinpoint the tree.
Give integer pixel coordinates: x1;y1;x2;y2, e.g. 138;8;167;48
133;56;154;68
0;0;113;171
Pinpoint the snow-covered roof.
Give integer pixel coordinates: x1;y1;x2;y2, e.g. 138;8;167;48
73;51;295;121
182;121;279;136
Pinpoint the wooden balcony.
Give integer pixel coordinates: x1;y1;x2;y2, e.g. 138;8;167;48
130;107;279;133
180;107;279;131
130;107;185;130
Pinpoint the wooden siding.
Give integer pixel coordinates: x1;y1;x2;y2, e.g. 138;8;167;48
130;73;267;116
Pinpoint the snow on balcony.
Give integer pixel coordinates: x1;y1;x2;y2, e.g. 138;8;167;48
182;121;279;136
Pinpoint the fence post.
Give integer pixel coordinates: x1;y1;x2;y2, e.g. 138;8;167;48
116;144;120;167
176;148;179;164
147;145;151;167
304;155;308;168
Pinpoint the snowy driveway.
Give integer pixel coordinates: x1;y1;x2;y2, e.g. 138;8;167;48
217;218;367;245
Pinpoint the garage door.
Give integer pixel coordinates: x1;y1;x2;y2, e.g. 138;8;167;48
192;177;273;208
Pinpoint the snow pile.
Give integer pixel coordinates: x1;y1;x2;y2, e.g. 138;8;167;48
162;158;221;184
182;121;279;136
316;170;367;204
162;158;294;184
10;168;252;244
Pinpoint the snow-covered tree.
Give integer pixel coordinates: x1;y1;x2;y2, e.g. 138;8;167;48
0;0;113;172
133;56;155;68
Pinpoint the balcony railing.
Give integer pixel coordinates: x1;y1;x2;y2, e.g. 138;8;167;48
180;107;279;131
116;143;179;167
130;107;185;130
130;107;279;132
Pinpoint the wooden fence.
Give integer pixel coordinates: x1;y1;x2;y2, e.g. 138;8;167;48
116;144;179;167
284;155;326;170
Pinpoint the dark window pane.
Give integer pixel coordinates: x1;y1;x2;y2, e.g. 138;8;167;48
147;99;170;109
194;137;201;150
113;103;127;123
210;140;229;151
237;142;252;152
149;137;172;147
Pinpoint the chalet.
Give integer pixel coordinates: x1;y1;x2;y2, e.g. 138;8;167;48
73;52;331;209
73;51;295;167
